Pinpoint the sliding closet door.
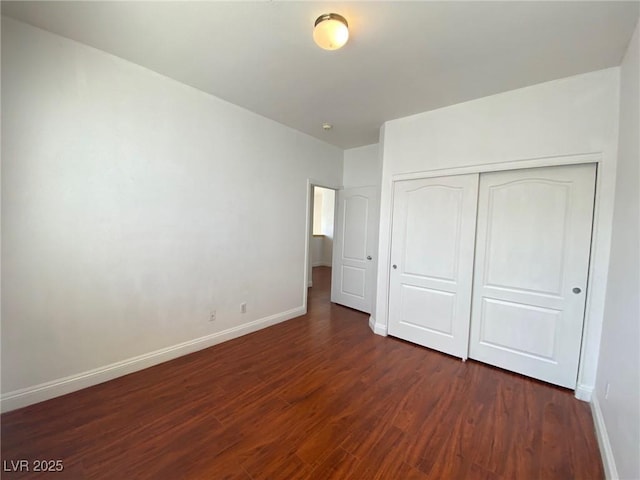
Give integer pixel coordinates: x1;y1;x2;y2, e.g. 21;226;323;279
388;174;478;359
469;164;596;388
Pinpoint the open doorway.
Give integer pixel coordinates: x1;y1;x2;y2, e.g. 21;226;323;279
307;185;337;301
304;183;378;315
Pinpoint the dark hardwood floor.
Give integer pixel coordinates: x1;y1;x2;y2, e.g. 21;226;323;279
1;266;603;479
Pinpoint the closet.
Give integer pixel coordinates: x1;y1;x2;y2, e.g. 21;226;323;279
388;164;596;389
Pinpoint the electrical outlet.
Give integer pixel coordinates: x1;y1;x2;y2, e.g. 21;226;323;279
240;302;247;314
209;310;216;322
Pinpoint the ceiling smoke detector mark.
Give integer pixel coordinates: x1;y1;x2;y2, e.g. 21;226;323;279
322;123;333;131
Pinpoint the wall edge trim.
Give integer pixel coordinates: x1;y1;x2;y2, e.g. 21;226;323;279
368;316;387;336
576;383;594;402
1;306;305;413
591;394;619;479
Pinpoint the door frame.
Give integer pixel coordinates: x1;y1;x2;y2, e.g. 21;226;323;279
377;151;605;399
303;179;339;313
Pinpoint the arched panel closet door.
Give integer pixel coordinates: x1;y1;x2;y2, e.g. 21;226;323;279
469;164;596;388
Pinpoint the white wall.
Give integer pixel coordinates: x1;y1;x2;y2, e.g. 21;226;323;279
310;187;334;268
343;144;382;188
374;68;621;400
310;236;324;267
313;189;324;235
1;18;343;409
593;19;640;480
320;188;335;266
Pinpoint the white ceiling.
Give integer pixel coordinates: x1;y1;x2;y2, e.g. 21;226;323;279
2;1;639;149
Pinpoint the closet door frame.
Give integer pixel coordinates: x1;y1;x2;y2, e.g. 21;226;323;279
381;152;604;398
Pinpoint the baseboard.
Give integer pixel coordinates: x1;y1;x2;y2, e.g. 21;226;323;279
311;262;332;267
575;383;594;402
591;395;619;479
0;306;306;413
368;316;387;336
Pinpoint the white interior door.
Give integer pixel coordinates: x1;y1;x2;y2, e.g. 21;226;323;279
331;186;379;314
388;174;479;359
469;164;596;388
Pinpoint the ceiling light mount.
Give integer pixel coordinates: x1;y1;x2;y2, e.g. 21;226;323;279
322;123;333;131
313;13;349;51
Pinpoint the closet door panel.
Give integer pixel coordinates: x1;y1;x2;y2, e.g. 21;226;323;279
469;164;596;388
388;174;479;359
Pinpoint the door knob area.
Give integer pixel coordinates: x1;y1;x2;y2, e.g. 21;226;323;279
392;264;397;269
572;287;582;294
367;256;372;260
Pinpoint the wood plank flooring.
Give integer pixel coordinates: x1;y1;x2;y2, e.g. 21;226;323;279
1;267;603;479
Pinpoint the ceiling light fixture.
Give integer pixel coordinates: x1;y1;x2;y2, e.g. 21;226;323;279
313;13;349;51
322;123;333;130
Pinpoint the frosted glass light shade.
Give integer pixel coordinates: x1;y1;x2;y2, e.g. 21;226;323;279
313;13;349;51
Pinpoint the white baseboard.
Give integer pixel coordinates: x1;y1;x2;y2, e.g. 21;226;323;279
575;383;594;402
591;395;618;479
0;306;306;413
368;316;387;336
311;262;332;267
